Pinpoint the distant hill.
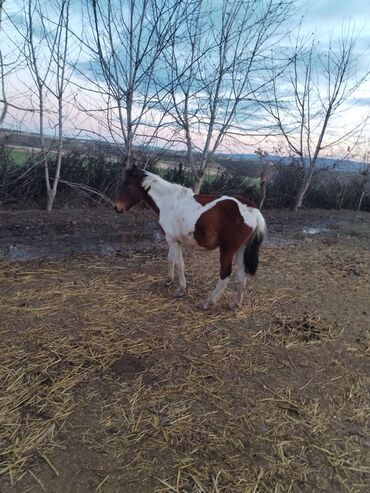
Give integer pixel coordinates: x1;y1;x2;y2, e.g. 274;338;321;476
220;152;364;173
0;128;364;174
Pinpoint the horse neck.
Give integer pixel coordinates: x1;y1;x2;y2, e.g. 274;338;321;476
143;189;160;215
143;175;191;212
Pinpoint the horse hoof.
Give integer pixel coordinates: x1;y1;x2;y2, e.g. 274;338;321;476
197;301;209;310
228;301;241;310
174;288;185;298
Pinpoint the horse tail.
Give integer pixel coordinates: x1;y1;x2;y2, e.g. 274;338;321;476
243;209;266;276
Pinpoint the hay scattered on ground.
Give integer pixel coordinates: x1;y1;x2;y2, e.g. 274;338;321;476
0;239;369;492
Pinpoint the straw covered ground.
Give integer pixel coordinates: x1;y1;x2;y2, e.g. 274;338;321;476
0;209;369;492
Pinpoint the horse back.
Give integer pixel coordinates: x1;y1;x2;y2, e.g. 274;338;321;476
194;193;256;208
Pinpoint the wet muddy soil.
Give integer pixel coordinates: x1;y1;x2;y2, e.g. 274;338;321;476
1;206;369;261
0;207;163;261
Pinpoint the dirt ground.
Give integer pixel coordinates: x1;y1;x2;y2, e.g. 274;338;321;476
0;207;369;492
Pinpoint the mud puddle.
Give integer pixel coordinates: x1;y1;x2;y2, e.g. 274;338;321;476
0;229;164;262
302;226;330;235
0;208;164;262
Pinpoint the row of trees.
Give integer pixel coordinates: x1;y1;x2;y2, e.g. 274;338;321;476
0;0;369;210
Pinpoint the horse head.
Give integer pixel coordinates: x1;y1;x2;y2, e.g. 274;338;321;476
114;165;146;213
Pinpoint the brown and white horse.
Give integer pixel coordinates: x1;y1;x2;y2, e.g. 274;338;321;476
114;166;266;309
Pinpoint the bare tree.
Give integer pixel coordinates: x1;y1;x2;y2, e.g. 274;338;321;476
0;0;19;127
18;0;74;210
75;0;190;168
255;147;269;209
262;28;369;211
44;0;72;211
0;0;7;126
0;1;38;123
162;0;293;192
357;148;369;212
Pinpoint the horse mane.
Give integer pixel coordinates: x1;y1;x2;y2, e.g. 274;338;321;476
139;169;256;207
142;171;190;195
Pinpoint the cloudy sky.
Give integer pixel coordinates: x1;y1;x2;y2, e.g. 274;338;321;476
290;0;370;152
1;0;370;156
300;0;369;33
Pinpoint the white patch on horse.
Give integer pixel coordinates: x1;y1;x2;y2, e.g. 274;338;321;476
199;277;230;309
224;198;266;238
143;172;200;246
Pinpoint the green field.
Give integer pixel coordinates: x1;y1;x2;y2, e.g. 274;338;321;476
11;148;32;165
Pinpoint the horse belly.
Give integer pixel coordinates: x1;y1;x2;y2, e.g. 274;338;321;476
177;220;198;247
160;214;198;247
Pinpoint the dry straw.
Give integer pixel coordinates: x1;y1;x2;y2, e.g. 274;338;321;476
0;240;369;492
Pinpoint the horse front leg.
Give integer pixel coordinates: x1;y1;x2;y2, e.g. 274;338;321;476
167;241;187;297
198;248;233;310
174;244;186;297
165;242;176;286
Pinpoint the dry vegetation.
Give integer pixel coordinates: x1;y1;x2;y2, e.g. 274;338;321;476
0;211;369;492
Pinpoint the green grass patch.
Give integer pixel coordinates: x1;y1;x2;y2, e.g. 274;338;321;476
8;148;32;166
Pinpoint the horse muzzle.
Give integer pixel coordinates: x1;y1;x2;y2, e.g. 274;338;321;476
114;204;125;213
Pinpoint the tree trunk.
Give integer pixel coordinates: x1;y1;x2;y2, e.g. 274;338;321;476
294;165;316;212
259;179;266;209
0;52;7;126
47;95;64;212
294;179;310;211
47;159;61;211
46;190;55;211
193;176;203;194
357;190;365;212
357;172;368;212
259;166;267;209
39;89;52;210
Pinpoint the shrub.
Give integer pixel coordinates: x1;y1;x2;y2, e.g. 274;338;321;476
0;148;123;207
0;145;368;211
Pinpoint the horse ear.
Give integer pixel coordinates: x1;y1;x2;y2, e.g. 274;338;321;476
130;164;140;177
123;155;139;171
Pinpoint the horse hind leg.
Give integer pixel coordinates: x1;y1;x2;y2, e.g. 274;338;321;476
228;245;247;310
229;229;263;309
198;248;233;310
